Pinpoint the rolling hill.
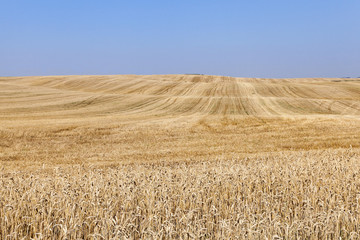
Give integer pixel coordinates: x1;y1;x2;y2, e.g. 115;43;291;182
1;74;360;169
1;75;360;122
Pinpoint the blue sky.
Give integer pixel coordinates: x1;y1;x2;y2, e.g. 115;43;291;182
1;0;359;78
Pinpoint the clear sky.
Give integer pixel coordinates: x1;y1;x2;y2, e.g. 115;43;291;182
1;1;359;78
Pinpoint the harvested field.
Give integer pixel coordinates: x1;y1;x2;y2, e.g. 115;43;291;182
1;75;360;239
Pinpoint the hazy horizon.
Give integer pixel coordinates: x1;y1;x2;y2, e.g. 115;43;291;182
1;0;359;78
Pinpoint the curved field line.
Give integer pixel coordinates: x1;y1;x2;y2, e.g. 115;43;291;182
1;75;360;121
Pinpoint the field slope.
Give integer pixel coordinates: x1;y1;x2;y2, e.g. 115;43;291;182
1;75;360;119
1;74;360;168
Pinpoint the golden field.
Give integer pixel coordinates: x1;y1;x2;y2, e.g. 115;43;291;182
1;74;360;239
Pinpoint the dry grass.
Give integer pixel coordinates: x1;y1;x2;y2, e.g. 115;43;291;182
1;75;360;239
